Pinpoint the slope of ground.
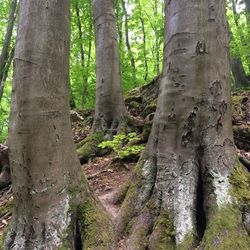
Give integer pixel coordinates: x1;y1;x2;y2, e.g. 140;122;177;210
0;79;249;248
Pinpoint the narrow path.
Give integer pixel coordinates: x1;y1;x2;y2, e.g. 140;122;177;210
84;156;135;249
98;191;120;220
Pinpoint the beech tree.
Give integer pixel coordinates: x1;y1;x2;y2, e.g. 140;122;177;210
117;0;250;249
121;0;136;86
230;0;250;87
5;1;115;249
92;0;126;132
0;0;17;102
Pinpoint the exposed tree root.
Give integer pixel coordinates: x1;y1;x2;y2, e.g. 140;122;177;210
238;155;250;172
116;156;250;249
4;174;116;250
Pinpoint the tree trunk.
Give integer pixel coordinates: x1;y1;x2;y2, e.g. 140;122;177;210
115;0;123;47
245;0;250;14
138;0;148;82
231;57;250;87
153;0;160;76
75;0;89;108
0;47;14;102
0;144;10;189
117;0;250;249
82;16;93;107
230;0;250;87
0;0;17;103
5;1;115;249
92;0;126;133
121;0;136;86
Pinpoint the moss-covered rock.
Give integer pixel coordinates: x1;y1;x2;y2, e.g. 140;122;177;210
233;125;250;151
76;132;104;164
231;94;246;122
124;88;142;105
142;101;157;118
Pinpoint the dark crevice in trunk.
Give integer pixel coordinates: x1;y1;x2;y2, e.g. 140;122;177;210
195;162;207;240
74;217;83;250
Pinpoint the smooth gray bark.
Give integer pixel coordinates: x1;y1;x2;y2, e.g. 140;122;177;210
0;0;17;103
0;47;14;102
121;0;136;86
138;0;148;82
230;0;250;86
231;57;250;87
117;0;249;249
5;1;115;249
92;0;126;133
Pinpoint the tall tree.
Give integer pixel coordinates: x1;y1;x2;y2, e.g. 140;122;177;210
75;0;92;107
137;0;148;81
92;0;126;133
230;0;250;86
117;0;250;249
0;0;17;103
121;0;136;86
5;1;115;249
245;0;250;14
152;0;160;75
0;47;14;102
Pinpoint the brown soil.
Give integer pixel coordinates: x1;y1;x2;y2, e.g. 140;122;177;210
0;85;249;249
84;156;134;220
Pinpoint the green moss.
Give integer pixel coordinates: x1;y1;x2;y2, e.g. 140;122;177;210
119;157;147;234
0;227;8;250
230;158;250;209
128;101;143;110
178;234;196;250
76;132;104;163
142;101;157;117
149;209;176;250
60;171;115;249
124;88;142;103
77;196;115;249
201;206;250;249
198;159;250;249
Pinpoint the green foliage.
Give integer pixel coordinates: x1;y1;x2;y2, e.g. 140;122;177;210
227;0;250;76
98;132;144;159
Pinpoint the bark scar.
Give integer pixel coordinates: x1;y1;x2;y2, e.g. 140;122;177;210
196;41;207;55
182;107;198;146
208;0;216;21
209;80;222;96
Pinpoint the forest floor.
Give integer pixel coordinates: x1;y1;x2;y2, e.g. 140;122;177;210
84;155;134;220
84;156;134;250
0;79;249;249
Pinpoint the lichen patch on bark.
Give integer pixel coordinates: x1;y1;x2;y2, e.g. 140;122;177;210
211;171;232;207
46;194;71;248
